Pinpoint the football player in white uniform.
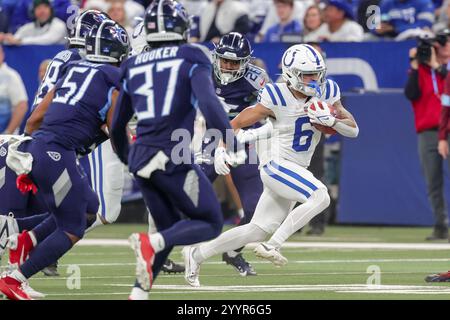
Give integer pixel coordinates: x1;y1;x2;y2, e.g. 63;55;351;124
182;44;359;286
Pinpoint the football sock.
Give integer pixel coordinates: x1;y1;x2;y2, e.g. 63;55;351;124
32;215;57;243
15;213;51;232
160;219;221;248
20;229;73;279
195;223;267;263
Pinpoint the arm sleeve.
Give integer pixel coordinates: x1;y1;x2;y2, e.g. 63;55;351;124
404;69;421;101
110;81;134;165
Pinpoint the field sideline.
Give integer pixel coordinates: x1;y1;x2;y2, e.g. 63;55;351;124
2;224;450;300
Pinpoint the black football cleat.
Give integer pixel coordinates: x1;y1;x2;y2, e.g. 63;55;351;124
222;252;257;276
161;258;185;274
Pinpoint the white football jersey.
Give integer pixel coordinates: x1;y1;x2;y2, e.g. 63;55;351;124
257;79;341;168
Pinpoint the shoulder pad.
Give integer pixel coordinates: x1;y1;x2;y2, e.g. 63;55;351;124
244;64;270;90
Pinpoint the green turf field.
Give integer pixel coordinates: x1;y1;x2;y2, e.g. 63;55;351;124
3;224;450;300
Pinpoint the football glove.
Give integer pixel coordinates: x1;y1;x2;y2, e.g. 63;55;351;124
307;100;336;127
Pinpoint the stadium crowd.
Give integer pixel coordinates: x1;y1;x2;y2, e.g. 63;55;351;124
0;0;447;45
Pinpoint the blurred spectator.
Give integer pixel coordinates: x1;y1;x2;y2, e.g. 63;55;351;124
0;45;28;134
1;0;67;45
303;4;324;42
306;0;364;41
179;0;208;42
262;0;302;42
434;0;450;31
107;0;133;35
2;0;73;34
83;0;109;12
0;8;9;33
199;0;250;43
376;0;435;39
404;31;450;240
257;0;314;42
38;59;51;82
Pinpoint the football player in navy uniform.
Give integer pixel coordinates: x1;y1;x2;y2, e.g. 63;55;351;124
197;32;270;276
0;10;113;281
110;0;245;300
0;20;129;300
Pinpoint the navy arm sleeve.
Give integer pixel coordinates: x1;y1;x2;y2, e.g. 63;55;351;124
111;84;134;165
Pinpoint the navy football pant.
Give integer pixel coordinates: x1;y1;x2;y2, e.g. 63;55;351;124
22;137;99;239
136;162;223;279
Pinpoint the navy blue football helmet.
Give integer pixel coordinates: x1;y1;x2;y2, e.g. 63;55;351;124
144;0;190;44
85;20;130;64
68;9;111;48
213;32;253;85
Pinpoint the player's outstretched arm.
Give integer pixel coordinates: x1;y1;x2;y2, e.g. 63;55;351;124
110;88;134;165
231;103;274;132
25;88;55;135
332;100;359;138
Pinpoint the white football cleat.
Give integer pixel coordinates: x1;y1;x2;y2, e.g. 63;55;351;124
0;214;19;257
253;242;288;267
182;246;201;287
128;286;149;300
21;281;46;299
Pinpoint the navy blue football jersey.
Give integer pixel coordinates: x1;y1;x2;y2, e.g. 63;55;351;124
33;60;120;151
112;43;234;169
32;48;82;111
214;64;269;119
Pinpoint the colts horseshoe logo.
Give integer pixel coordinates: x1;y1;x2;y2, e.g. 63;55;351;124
283;50;297;67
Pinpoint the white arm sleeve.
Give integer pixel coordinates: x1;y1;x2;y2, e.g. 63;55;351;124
333;121;359;138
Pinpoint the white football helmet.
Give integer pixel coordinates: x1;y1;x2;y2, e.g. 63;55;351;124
281;44;326;97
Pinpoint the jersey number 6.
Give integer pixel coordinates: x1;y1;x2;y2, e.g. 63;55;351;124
292;116;313;152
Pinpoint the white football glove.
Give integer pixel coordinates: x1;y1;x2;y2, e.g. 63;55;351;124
236;129;258;144
214;146;231;175
227;149;247;167
307;100;336;127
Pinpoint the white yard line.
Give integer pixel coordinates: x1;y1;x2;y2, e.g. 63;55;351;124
42;284;450;297
77;239;450;250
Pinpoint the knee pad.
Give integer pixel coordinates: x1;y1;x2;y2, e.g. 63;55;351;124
245;223;269;243
311;188;331;211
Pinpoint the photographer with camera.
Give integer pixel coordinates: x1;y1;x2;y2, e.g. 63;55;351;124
405;30;450;240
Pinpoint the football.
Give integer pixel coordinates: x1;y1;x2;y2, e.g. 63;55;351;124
308;100;339;135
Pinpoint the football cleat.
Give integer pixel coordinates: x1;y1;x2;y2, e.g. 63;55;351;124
253;242;288;267
42;262;60;277
0;214;19;257
425;271;450;282
222;252;257;276
8;231;35;268
129;233;155;291
0;272;32;300
161;258;185;274
21;281;46;299
128;286;149;300
182;246;201;287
